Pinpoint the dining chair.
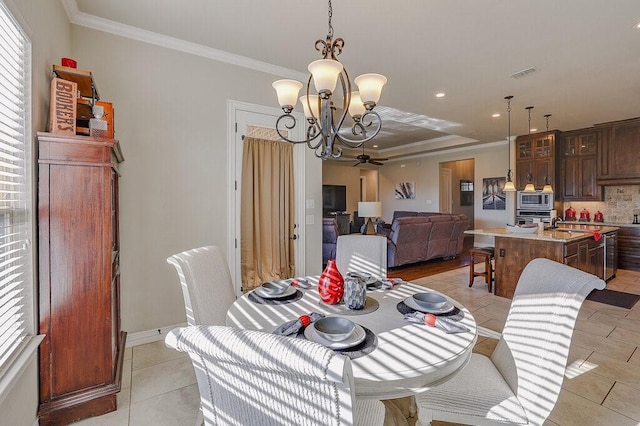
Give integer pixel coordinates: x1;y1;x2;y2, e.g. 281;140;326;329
415;258;606;426
336;234;387;280
165;325;386;426
167;245;236;327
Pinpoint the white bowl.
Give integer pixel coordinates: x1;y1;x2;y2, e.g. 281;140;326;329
506;225;539;234
260;281;289;296
412;292;447;310
313;317;356;342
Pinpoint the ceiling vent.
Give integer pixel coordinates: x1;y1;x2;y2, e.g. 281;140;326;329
509;67;537;79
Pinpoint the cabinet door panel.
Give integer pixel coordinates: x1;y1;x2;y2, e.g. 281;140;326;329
579;157;598;199
561;158;578;199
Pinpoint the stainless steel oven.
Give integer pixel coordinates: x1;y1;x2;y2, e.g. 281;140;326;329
516;209;552;225
517;191;554;210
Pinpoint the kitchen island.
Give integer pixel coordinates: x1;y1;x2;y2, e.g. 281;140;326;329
466;225;618;298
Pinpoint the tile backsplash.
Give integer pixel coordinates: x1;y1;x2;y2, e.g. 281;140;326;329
559;185;640;224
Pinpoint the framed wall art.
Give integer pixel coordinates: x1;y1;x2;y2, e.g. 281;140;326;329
395;182;415;199
482;177;506;210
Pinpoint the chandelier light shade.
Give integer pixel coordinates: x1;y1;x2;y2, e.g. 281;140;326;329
542;113;554;193
503;96;516;192
272;0;387;159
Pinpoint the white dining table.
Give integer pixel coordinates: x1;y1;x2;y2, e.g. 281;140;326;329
226;278;478;400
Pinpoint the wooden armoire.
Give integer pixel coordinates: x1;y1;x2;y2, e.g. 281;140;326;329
37;132;126;425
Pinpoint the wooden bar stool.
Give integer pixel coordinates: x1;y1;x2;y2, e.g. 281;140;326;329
469;247;495;292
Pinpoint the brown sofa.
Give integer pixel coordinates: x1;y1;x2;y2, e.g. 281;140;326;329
380;212;470;268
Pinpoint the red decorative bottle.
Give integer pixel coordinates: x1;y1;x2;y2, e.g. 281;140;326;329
318;259;344;305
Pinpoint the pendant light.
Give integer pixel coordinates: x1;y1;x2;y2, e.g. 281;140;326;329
503;96;516;192
542;114;554;193
523;106;536;193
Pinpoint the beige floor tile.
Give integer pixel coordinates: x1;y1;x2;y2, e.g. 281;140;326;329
585;352;640;389
71;389;131;425
131;339;187;370
581;300;630;318
130;356;197;403
629;348;640;366
608;325;640;347
124;346;133;361
121;357;133;390
561;368;614;404
573;318;616;337
570;329;636;361
547;389;637;426
602;381;640;421
472;337;497;357
129;384;200;426
588;311;640;335
566;345;593;366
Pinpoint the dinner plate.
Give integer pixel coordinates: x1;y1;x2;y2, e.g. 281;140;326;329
253;285;296;299
304;322;366;350
403;296;455;314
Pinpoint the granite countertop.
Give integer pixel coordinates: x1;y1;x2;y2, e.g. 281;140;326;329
557;220;640;228
465;225;619;242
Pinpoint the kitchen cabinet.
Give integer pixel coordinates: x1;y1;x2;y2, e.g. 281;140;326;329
564;236;606;279
617;226;640;271
558;129;602;201
515;131;557;191
37;132;126;425
596;117;640;185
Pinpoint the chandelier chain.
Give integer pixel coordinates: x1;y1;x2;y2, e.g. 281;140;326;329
327;0;333;39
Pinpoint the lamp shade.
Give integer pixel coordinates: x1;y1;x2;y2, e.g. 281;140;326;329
503;180;517;192
523;182;536;193
348;91;366;117
272;79;303;108
300;94;320;120
354;73;387;104
542;183;554;193
308;59;343;93
358;201;382;218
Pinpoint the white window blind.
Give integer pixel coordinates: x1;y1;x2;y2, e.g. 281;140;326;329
0;0;34;370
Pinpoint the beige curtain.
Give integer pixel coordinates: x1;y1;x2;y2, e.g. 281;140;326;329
241;133;295;291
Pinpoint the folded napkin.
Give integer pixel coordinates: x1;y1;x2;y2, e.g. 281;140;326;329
273;312;324;336
403;312;469;334
586;231;602;241
290;278;311;289
382;277;403;289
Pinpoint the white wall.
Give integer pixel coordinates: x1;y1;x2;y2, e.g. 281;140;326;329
69;25;323;334
379;142;514;246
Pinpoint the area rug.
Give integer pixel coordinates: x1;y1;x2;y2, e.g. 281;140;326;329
586;289;640;309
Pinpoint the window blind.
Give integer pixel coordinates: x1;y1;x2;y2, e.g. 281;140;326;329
0;0;33;370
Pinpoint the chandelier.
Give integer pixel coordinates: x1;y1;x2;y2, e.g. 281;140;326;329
271;0;387;160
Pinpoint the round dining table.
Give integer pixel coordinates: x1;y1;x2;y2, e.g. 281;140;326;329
226;278;478;400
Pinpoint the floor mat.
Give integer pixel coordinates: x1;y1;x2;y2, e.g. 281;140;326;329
586;288;640;309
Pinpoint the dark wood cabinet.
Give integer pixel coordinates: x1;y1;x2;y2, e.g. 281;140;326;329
617;226;640;271
515;131;557;190
558;129;603;201
596;117;640;185
37;132;126;425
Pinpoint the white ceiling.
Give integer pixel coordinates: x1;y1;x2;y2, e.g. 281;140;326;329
69;0;640;156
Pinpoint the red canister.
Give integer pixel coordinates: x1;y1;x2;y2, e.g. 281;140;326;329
580;209;590;221
565;205;576;220
61;57;77;68
594;211;604;222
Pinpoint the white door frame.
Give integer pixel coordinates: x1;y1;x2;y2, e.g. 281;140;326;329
227;100;306;296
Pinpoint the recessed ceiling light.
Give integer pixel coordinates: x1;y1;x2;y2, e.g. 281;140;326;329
636;22;640;29
372;145;378;148
435;92;445;98
492;113;501;118
530;128;538;132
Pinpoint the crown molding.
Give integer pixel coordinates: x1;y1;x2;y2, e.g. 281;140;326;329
60;0;307;81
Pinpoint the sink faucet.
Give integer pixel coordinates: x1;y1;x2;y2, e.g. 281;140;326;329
551;217;560;228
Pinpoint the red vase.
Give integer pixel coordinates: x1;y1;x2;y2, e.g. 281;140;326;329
318;260;344;305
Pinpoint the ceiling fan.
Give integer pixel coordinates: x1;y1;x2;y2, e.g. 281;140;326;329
350;145;388;166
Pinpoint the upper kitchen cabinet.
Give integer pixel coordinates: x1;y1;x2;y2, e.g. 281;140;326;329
596;117;640;185
515;131;558;191
558;128;603;201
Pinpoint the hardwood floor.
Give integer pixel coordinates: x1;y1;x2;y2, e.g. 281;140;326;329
389;236;476;282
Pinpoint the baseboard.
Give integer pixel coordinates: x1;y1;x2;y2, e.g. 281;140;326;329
125;323;186;348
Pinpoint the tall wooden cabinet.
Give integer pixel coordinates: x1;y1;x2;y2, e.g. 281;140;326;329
515;131;557;191
558;128;602;201
37;132;126;425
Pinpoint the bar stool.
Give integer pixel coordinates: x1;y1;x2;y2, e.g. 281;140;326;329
469;247;495;292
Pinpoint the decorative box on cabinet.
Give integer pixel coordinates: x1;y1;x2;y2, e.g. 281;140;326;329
558;128;602;201
596;117;640;185
515;131;557;191
37;132;126;425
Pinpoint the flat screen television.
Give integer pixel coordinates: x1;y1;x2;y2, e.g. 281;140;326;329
322;185;347;215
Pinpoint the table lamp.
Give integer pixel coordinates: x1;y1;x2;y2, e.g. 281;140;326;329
358;201;382;235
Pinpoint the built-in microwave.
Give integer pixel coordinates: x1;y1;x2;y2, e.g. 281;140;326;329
517;191;554;210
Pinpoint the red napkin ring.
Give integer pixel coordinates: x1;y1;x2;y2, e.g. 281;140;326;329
586;231;602;241
423;313;437;327
291;279;299;287
298;315;311;328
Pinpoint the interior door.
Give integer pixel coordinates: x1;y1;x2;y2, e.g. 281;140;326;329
439;167;452;213
230;103;305;295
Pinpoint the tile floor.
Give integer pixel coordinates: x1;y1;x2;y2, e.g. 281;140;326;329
72;267;640;426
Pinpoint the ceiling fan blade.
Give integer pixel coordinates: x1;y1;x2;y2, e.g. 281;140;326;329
353;162;360;167
370;161;384;166
371;158;389;161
